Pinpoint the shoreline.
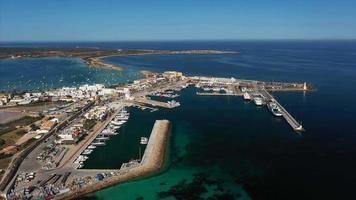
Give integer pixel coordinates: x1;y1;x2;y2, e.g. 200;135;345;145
54;120;172;200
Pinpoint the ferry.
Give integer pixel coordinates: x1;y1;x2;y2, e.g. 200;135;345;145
253;97;263;106
267;101;283;117
243;92;251;100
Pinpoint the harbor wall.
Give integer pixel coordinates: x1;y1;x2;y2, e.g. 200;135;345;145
54;119;171;200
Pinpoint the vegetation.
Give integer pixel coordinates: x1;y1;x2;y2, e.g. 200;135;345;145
0;138;5;146
83;119;97;131
15;129;27;135
0;153;13;160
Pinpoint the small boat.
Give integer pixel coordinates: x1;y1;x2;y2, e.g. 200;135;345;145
96;136;110;141
87;145;96;149
140;137;148;145
92;141;106;146
82;149;93;155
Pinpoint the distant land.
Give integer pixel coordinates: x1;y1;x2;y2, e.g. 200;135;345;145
0;47;237;71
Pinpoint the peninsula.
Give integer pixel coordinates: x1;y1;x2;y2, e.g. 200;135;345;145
0;48;236;71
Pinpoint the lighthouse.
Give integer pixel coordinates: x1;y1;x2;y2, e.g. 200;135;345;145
303;82;307;90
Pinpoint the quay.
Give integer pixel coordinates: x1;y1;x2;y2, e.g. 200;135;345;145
55;120;171;200
196;92;241;96
259;88;304;131
132;98;179;108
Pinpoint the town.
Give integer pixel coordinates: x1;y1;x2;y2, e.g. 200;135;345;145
0;71;310;199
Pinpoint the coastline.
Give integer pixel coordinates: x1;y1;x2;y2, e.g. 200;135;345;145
54;120;172;200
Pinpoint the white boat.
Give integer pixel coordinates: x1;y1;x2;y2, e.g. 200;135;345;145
140;137;148;145
253;97;263;106
109;124;121;130
82;149;93;155
110;120;126;126
243;92;251;100
87;145;96;149
267;101;283;117
92;141;106;146
96;136;110;141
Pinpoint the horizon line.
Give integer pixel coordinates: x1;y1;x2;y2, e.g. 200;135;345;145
1;38;356;43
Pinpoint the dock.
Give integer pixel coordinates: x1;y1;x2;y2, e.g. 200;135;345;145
196;92;240;96
259;88;304;131
132;98;179;108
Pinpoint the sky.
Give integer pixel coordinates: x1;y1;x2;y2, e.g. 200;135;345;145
0;0;356;41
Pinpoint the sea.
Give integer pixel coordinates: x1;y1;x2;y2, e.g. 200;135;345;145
1;41;356;199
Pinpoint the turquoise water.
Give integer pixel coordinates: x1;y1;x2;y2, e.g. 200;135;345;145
0;57;142;91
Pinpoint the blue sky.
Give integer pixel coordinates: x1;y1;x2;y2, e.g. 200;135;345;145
0;0;356;41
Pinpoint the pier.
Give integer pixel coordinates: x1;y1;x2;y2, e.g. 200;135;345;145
259;88;304;131
132;98;179;108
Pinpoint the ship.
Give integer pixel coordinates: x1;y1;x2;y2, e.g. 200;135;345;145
253;97;263;106
243;92;251;100
267;101;283;117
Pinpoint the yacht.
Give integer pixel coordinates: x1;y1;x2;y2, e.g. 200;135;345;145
243;92;251;100
267;101;283;117
82;149;93;155
92;141;106;146
253;97;263;106
96;136;110;141
87;145;96;149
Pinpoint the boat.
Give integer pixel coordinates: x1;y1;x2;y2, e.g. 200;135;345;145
82;149;93;155
267;101;283;117
109;124;121;130
140;137;148;144
92;141;106;146
253;97;263;106
96;136;110;141
243;92;251;100
110;120;126;126
87;145;96;149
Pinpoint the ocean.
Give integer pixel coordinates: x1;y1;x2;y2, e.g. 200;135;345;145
1;41;356;199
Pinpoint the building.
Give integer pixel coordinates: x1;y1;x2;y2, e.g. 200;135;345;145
162;71;184;80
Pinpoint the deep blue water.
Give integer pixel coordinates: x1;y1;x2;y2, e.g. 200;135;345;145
1;41;356;199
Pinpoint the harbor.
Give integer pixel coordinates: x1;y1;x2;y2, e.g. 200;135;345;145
1;71;310;199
